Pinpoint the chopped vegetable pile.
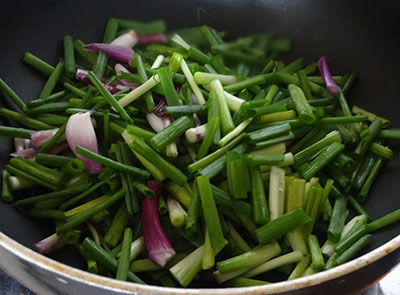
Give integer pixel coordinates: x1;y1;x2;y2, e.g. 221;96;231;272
1;18;400;288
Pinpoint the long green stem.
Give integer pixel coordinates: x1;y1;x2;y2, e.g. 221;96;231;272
116;228;133;281
197;175;226;253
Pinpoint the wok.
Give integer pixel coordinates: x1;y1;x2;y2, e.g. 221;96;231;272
0;0;400;294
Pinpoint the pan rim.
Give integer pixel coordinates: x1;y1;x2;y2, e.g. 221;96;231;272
0;231;399;294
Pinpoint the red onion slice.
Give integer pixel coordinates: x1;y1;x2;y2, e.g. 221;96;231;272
10;147;38;159
84;43;134;64
76;69;120;94
66;112;102;173
142;181;176;267
318;56;341;95
111;31;138;48
30;129;58;148
138;33;167;45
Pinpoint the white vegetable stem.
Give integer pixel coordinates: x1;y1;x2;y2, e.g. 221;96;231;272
185;123;207;143
180;58;205;104
303;177;319;210
118;74;160;107
166;196;187;228
269;166;286;220
8;176;36;191
171;34;190;50
163;116;178;157
194;72;238;85
243;251;304;278
170;245;205;287
151;55;165;69
120;236;146;261
14;138;30;152
121;130;165;182
223;91;245;113
249;143;287;155
114;63;130;75
321;215;367;257
146;113;164;133
218;118;252;147
111;30;138;48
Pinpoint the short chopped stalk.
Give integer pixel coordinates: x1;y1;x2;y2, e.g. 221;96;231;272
210;80;235;135
227;277;270;287
264;85;279;105
288;255;311;280
247;123;292;143
9;156;63;186
166;182;192;209
216;242;281;275
180;58;205;104
80;237;144;284
243;251;304;278
118;74;160;107
39;60;65;99
0;108;54;130
308;235;325;270
223;91;245;113
134;53;155;112
359;156;385;201
197;175;226;253
2;170;13;202
268;166;286;220
255;208;311;245
258;110;297;124
300;142;345;180
250;166;269;224
0;78;26;111
320;115;368;125
367;209;400;232
226;221;251;253
327;196;349;243
219;118;251;147
116;228;133;281
294;131;341;167
63;35;76;78
0;126;32;139
169;245;204;287
75;146;149;178
335;234;372;266
59;176;114;210
354;118;383;159
185;182;201;235
202;228;215;270
227;151;249;199
157;67;180;107
352;105;391;128
166;196;187;228
370;142;393;159
297;69;312;100
5;165;58;191
57;189;125;234
196;117;220;160
103;203;130;248
87;71;133;124
288;84;315;124
149;116;193;152
188;133;246;173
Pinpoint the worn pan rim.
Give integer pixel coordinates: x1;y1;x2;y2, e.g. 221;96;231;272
0;231;399;294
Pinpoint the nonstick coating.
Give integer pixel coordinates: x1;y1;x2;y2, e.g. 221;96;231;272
1;0;400;289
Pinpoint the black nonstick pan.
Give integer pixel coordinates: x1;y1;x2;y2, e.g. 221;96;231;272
0;0;400;294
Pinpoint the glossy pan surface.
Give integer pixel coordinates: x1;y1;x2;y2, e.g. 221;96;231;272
0;0;399;294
